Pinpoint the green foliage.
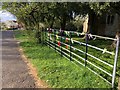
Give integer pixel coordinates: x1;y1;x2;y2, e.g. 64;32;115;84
89;2;110;15
2;2;83;29
65;21;77;31
88;2;120;16
2;2;120;29
3;2;120;43
14;30;111;88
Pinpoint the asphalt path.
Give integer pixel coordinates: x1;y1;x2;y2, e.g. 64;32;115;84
2;30;36;88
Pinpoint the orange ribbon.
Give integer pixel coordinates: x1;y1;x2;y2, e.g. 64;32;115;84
66;38;68;42
66;45;68;49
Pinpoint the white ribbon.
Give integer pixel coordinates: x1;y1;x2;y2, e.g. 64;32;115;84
52;29;54;32
102;48;107;54
79;42;81;45
80;32;85;35
88;34;93;39
48;33;50;36
73;48;76;51
50;36;52;40
77;33;79;36
111;52;115;55
67;32;70;36
56;35;59;39
71;39;74;44
65;31;67;35
65;31;69;36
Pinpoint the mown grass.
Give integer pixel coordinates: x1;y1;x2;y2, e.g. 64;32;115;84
50;32;120;75
48;32;120;87
14;30;112;88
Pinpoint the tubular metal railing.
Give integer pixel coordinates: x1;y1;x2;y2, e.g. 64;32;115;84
45;28;119;88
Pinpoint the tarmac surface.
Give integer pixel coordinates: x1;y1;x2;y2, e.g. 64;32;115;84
2;30;36;88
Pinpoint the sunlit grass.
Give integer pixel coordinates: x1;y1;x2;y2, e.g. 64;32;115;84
14;30;114;88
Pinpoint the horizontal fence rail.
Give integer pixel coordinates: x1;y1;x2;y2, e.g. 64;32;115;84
49;33;115;55
46;39;113;85
47;39;113;76
47;28;117;41
45;28;119;88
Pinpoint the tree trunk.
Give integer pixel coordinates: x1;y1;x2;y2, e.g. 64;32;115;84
60;16;67;30
50;17;55;28
118;77;120;90
88;10;98;34
50;21;54;28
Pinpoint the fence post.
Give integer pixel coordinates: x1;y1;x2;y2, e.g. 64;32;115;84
60;29;62;57
112;34;119;88
54;29;56;51
48;28;50;48
70;32;72;61
42;28;44;45
45;28;47;45
43;28;45;44
85;33;88;66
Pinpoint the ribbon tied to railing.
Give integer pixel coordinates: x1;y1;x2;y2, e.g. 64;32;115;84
56;35;59;39
58;41;61;46
50;35;53;40
65;31;70;36
77;32;79;36
88;34;93;39
66;38;69;42
71;39;74;44
80;32;85;35
102;48;107;54
48;33;50;36
66;45;68;49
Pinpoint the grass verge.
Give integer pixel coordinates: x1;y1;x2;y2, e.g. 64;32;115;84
14;30;111;88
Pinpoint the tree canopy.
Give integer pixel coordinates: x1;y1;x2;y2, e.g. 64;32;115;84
2;2;120;30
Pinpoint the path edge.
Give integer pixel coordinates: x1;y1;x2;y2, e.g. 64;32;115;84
13;30;49;88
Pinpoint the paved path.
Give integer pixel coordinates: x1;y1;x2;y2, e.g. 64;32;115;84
2;30;36;88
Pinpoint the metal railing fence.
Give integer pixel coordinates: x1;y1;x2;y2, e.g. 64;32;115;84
44;28;119;88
